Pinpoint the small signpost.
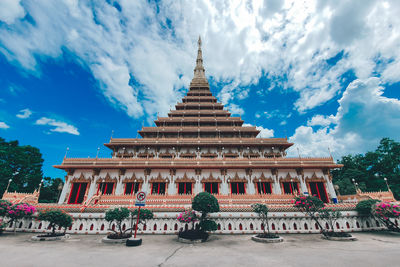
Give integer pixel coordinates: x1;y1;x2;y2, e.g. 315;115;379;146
126;191;147;247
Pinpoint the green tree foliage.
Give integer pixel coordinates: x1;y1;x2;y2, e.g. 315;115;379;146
38;209;73;235
251;203;270;234
105;207;130;235
332;138;400;199
39;177;64;203
192;192;220;232
0;137;43;196
198;220;218;232
355;199;380;216
129;208;154;234
319;208;342;232
294;196;326;235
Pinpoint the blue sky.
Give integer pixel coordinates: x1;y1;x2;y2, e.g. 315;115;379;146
1;0;400;179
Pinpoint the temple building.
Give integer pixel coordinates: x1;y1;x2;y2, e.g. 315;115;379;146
55;37;341;207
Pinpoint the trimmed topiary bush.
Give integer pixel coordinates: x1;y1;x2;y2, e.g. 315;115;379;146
356;199;380;216
178;192;220;242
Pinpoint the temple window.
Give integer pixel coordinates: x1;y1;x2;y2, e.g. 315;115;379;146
282;182;300;194
124;182;141;195
68;182;88;204
151;182;166;195
204;182;219;194
230;182;246;194
97;182;115;195
308;182;329;203
178;182;193;194
256;182;272;194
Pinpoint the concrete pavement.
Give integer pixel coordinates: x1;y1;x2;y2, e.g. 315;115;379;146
0;232;399;267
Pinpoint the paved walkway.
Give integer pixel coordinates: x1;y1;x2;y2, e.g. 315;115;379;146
0;232;399;267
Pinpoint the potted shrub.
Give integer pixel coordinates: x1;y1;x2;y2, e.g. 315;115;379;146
178;192;219;242
33;209;73;241
251;203;282;243
102;207;131;243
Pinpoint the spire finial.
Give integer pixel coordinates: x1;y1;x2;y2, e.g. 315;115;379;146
192;35;207;82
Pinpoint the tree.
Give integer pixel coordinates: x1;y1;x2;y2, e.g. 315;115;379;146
37;209;73;235
192;192;220;232
0;200;11;217
39;177;64;203
6;203;36;233
251;203;274;237
0;137;44;196
332;138;400;199
373;202;400;232
319;208;342;232
293;196;326;235
105;207;130;236
129;208;154;234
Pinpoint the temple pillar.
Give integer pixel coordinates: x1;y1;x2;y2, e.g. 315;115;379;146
221;181;229;195
272;169;281;194
246;169;255;194
87;176;98;199
58;176;71;204
323;169;337;202
168;169;176;195
299;178;307;194
220;169;228;195
115;179;124;195
325;175;337;201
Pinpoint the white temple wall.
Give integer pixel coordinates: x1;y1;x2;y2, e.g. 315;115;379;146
10;210;392;235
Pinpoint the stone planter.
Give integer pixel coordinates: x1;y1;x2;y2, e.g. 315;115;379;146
31;234;70;241
251;235;283;243
102;236;130;244
177;237;205;244
321;234;357;241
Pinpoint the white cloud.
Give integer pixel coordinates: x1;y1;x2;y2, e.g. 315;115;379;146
288;77;400;158
0;122;10;129
226;103;244;116
16;108;32;119
0;0;25;24
0;1;400;118
307;114;336;127
244;123;274;138
35;117;79;135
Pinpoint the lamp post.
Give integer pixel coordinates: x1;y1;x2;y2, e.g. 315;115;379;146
384;177;390;191
351;178;358;193
5;179;12;193
57;182;64;201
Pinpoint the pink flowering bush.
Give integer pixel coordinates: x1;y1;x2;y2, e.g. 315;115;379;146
373;202;400;232
177;210;198;229
294;196;327;235
6;203;36;231
0;200;11;217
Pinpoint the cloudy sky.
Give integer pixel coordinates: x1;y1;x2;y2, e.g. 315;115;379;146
1;0;400;178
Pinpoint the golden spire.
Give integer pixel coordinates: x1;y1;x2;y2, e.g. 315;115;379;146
190;35;209;89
